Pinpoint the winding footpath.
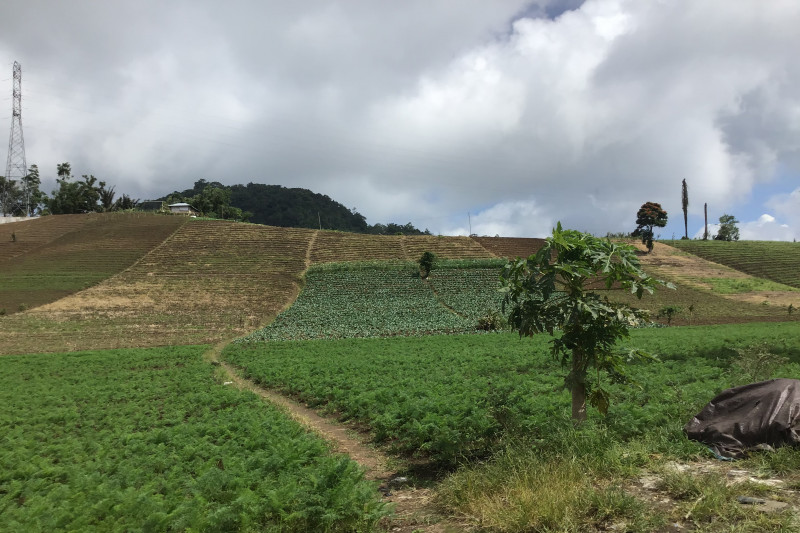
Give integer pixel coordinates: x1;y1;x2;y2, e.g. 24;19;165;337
203;340;466;532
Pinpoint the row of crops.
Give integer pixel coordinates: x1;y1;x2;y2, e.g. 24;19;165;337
0;346;386;531
237;260;508;342
225;323;800;466
666;239;800;288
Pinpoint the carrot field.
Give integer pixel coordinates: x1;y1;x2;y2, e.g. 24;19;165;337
0;346;386;531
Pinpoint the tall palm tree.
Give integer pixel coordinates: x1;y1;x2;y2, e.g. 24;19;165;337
99;184;116;212
681;179;689;239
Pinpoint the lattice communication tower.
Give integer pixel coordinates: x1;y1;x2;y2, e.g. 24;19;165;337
4;61;28;216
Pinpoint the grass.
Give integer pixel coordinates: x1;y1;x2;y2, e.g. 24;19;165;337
705;277;799;294
600;281;797;325
309;232;494;264
437;425;799;532
436;437;666;532
0;346;387;531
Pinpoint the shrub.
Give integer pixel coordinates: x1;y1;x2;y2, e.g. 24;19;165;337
476;310;507;331
729;342;789;384
418;251;437;278
657;306;682;326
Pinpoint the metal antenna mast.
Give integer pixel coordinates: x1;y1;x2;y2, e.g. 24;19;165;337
4;61;28;216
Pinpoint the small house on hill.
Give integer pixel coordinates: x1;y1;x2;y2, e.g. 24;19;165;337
168;203;199;216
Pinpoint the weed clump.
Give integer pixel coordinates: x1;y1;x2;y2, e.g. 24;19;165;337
729;342;789;384
476;310;507;331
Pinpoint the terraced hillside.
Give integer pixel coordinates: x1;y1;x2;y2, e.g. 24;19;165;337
631;242;800;320
665;239;800;288
3;215;798;355
0;220;315;355
309;231;493;263
471;236;547;258
0;213;187;315
1;214;93;260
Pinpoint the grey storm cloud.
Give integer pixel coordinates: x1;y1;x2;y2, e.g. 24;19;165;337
1;0;799;239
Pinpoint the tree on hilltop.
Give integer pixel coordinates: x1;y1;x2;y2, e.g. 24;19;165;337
501;223;670;422
633;202;668;253
0;165;45;216
46;162;134;215
714;214;740;241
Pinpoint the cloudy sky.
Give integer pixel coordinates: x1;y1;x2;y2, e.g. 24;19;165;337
1;0;798;239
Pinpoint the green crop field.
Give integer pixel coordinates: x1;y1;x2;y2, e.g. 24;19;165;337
239;257;797;346
226;323;800;465
665;240;800;289
238;260;509;342
0;346;386;532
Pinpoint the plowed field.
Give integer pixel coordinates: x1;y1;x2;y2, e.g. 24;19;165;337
0;213;187;315
0;220;315;355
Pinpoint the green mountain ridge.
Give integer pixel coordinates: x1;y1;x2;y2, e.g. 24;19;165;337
161;179;431;235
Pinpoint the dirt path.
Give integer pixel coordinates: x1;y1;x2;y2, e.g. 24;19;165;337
204;341;465;532
305;230;319;269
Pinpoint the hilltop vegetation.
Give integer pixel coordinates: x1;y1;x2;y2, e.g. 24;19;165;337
162;180;432;234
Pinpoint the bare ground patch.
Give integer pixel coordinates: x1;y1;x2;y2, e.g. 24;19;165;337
625;459;800;530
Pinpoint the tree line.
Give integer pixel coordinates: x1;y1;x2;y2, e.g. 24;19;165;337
0;162;139;216
1;169;431;235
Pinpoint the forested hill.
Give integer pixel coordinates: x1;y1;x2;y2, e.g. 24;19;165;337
162;180;430;235
231;183;367;231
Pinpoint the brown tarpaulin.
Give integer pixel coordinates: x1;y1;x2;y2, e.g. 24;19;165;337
684;378;800;459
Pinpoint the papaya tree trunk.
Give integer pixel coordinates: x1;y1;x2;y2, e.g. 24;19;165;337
571;351;587;422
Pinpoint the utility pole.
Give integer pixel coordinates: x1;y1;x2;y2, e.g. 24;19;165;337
4;61;28;216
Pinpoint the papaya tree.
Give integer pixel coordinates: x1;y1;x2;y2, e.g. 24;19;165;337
500;223;670;421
